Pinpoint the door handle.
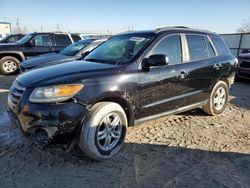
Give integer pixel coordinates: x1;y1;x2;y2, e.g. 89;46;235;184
178;71;188;80
214;63;222;70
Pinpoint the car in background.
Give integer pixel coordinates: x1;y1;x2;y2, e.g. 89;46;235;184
0;34;25;43
80;33;111;39
236;52;250;80
20;39;107;72
0;32;76;75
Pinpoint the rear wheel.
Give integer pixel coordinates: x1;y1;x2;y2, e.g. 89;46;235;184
79;102;127;161
0;56;20;75
203;81;229;115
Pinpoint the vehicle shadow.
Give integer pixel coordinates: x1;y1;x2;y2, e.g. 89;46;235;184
0;133;249;188
229;81;250;111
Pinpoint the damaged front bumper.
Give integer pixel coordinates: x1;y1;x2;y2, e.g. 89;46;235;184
7;94;89;143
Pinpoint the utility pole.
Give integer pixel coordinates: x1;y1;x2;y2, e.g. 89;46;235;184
56;24;59;31
3;15;5;22
41;25;43;32
16;18;20;33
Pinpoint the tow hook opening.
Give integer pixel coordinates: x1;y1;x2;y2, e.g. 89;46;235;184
33;128;49;143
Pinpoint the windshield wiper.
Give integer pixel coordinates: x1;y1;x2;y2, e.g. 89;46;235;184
85;58;116;64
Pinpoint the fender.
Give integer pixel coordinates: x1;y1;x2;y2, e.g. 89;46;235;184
0;51;25;62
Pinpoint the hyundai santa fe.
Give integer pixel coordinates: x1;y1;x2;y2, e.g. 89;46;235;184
7;27;237;161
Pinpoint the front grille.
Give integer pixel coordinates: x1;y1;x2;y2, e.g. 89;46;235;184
9;81;25;107
239;61;250;68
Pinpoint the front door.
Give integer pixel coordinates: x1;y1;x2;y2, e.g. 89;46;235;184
22;33;54;58
138;34;190;119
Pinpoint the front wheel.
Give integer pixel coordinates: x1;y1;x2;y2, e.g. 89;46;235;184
203;81;229;115
79;102;128;161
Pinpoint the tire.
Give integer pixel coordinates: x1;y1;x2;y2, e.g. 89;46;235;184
203;81;229;116
79;102;128;161
0;56;20;75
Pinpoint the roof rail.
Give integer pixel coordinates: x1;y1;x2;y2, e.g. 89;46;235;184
156;26;189;31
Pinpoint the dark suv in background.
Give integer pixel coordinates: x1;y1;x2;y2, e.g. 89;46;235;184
0;32;80;74
236;52;250;80
8;27;236;161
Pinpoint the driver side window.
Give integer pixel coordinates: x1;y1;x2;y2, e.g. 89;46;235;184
31;34;53;46
150;35;182;65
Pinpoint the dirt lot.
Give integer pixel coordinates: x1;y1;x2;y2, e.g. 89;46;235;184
0;75;249;188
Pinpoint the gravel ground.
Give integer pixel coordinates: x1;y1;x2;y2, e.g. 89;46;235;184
0;75;249;188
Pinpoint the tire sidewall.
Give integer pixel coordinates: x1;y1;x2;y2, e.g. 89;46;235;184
0;56;19;75
79;102;127;161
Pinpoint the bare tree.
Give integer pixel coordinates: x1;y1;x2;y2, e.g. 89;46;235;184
237;19;250;33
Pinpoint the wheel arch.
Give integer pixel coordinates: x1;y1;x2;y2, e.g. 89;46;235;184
0;51;25;63
96;96;135;127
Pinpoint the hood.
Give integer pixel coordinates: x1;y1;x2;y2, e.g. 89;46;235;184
17;60;121;87
0;43;20;50
20;53;75;69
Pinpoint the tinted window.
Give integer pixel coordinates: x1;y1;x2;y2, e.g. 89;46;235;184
71;34;81;42
187;35;208;61
55;34;72;46
211;36;230;55
7;36;20;43
150;35;182;65
206;37;216;57
60;41;90;56
31;34;53;46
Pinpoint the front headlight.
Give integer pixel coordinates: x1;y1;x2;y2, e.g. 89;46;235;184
29;84;84;103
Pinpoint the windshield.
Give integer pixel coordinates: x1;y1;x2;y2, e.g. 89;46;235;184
60;40;94;56
0;35;10;43
85;34;154;64
16;33;34;44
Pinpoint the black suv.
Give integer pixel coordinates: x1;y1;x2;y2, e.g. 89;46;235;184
0;32;76;75
7;27;236;161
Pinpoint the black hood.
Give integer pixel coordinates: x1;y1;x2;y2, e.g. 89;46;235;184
20;53;76;70
0;43;21;50
17;60;121;87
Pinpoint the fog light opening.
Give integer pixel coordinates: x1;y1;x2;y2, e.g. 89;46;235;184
34;128;49;143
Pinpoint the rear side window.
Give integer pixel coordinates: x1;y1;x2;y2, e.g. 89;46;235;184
150;35;182;65
210;36;230;55
186;35;208;61
71;34;81;42
206;37;216;57
55;34;72;46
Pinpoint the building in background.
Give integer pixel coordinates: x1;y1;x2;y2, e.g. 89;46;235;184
221;33;250;56
0;22;11;39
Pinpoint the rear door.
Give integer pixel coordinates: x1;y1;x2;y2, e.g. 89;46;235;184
54;34;73;52
181;34;221;105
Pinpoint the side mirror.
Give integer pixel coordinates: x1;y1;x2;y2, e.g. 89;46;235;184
27;40;35;47
142;54;169;70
